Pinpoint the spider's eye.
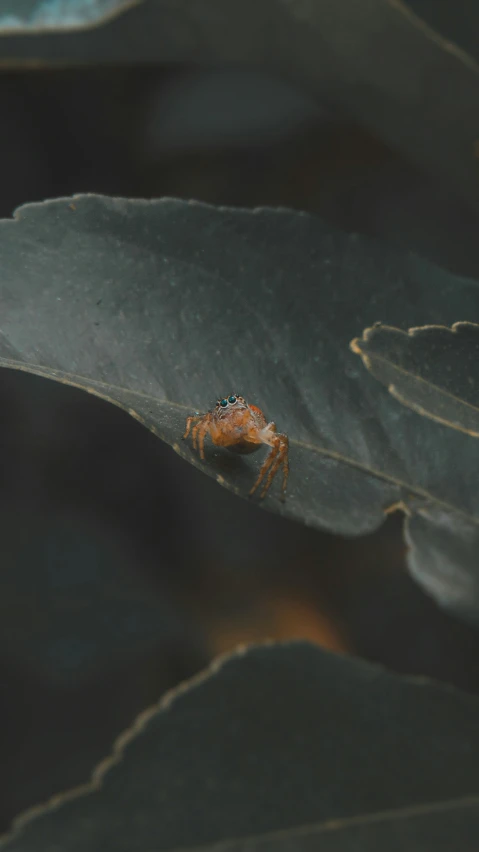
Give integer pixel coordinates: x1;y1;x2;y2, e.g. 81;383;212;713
228;395;236;404
220;399;228;407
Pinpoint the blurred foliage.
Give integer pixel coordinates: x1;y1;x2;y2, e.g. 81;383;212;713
0;1;479;849
5;642;479;851
0;0;136;30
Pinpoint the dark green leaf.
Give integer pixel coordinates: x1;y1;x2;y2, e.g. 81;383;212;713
351;322;479;620
350;322;479;437
1;194;479;620
189;801;479;851
0;1;478;207
406;1;479;63
405;505;479;623
0;0;136;31
2;642;479;850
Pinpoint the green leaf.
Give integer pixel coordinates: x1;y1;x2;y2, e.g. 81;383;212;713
3;642;479;850
0;0;137;31
1;194;479;622
351;321;479;622
0;1;478;207
405;505;479;623
210;801;479;851
351;322;479;437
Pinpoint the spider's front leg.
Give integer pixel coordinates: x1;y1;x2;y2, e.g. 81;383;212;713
184;412;212;458
250;423;289;500
183;414;202;441
262;433;289;500
249;442;280;498
194;418;211;459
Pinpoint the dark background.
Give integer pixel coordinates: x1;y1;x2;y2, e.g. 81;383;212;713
1;59;479;832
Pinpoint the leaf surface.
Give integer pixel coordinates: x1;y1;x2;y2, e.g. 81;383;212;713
0;0;137;31
2;642;479;851
351;321;479;620
2;194;479;619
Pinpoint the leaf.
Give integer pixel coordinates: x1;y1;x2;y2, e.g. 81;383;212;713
1;194;479;621
404;505;479;624
404;2;479;63
0;0;137;31
0;1;478;208
196;800;479;851
350;321;479;620
2;642;479;850
350;322;479;437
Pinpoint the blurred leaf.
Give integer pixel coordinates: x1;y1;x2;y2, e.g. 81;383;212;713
1;195;479;621
351;322;479;436
404;505;479;623
0;1;478;207
2;642;479;850
0;0;138;31
195;802;479;851
405;0;479;63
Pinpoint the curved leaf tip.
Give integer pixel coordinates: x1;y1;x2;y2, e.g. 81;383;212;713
350;321;479;437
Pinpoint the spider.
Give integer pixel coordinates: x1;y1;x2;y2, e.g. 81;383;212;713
183;394;289;500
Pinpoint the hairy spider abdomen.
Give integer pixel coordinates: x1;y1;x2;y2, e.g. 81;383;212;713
226;440;262;455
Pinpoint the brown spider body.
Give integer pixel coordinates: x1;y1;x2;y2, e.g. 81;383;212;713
183;394;289;499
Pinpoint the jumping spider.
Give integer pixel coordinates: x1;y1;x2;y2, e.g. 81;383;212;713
183;394;289;499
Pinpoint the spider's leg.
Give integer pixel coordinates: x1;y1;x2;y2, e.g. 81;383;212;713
183;415;202;440
190;414;211;457
191;420;202;451
260;455;282;498
249;443;279;496
260;437;289;500
249;434;289;500
197;420;210;460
